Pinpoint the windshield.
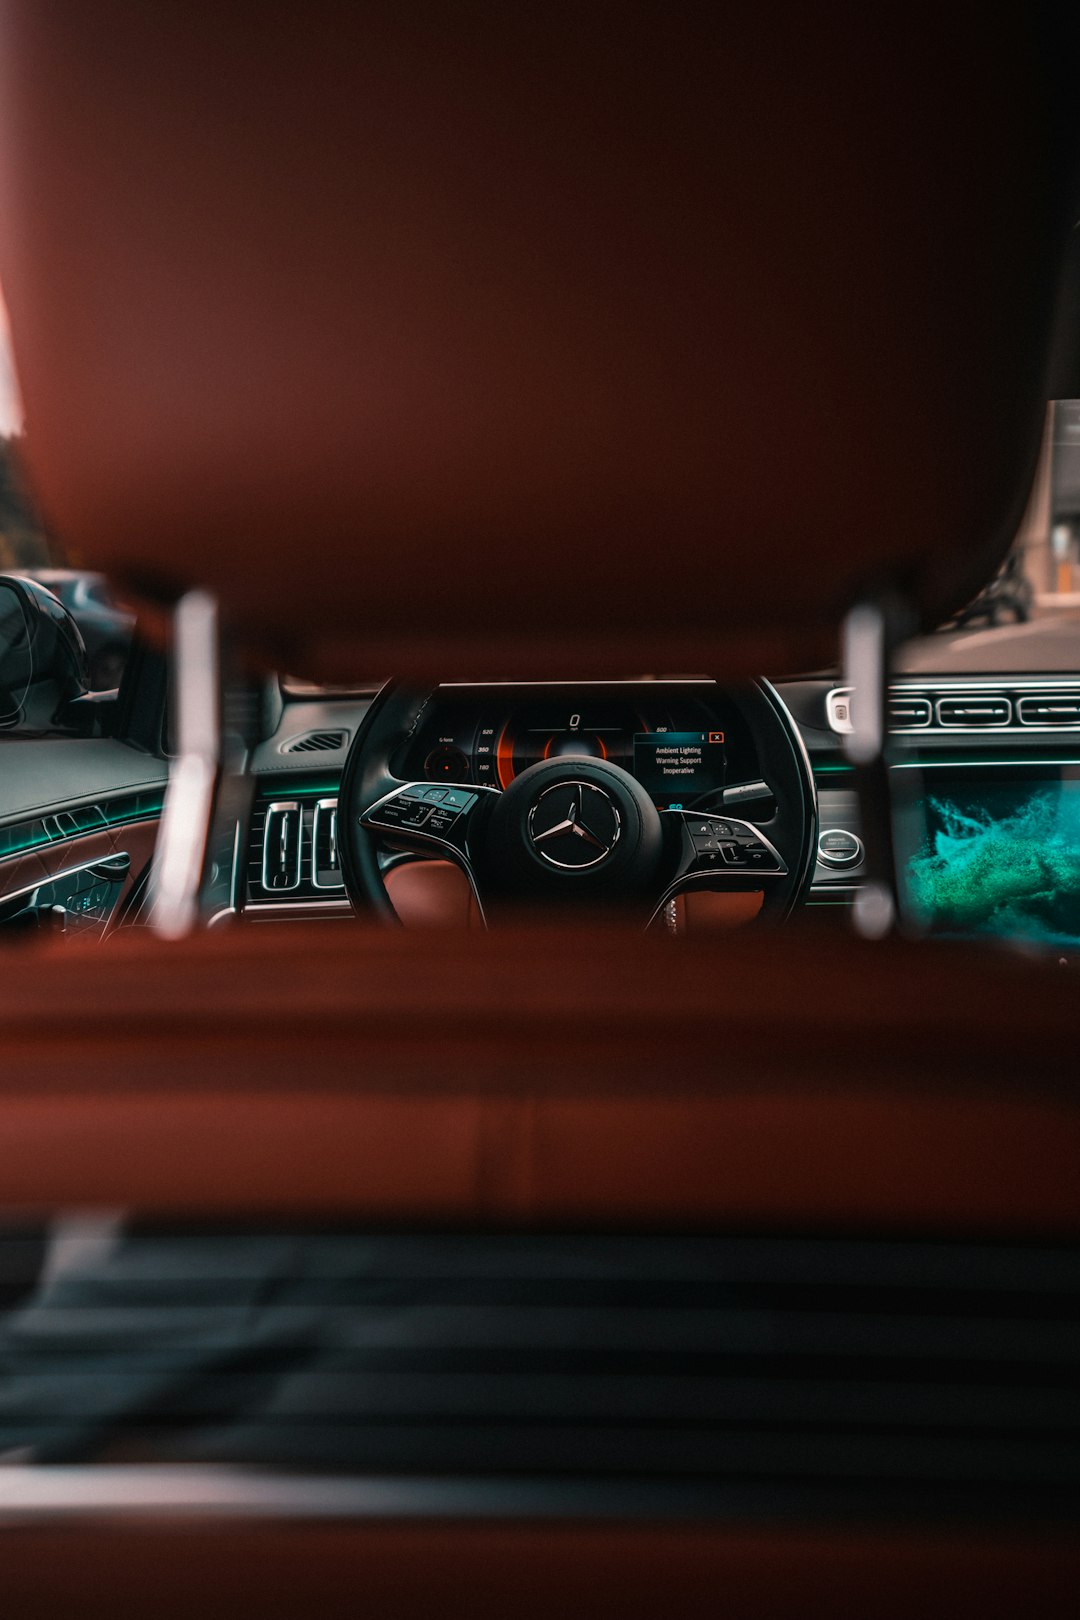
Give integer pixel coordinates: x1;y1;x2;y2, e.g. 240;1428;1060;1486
893;402;1078;674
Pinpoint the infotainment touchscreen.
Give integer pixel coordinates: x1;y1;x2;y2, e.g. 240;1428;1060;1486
633;730;726;807
892;763;1080;948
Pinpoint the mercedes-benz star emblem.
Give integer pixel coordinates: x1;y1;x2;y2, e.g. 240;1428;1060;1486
527;781;621;870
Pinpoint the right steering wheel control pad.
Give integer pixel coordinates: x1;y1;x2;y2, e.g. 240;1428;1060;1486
678;813;786;876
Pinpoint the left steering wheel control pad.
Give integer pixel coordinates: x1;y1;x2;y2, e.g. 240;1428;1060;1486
363;784;482;853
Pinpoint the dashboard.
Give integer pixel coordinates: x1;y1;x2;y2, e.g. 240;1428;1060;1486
3;664;1080;949
241;678;818;929
233;671;1080;954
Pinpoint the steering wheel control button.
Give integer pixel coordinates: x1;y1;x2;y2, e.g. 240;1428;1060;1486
818;828;863;868
400;802;433;827
440;788;477;811
691;818;738;842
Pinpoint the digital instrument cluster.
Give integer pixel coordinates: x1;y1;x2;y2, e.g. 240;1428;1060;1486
402;683;757;810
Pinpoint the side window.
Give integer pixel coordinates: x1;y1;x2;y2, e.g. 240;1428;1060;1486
0;438;132;696
0;304;131;693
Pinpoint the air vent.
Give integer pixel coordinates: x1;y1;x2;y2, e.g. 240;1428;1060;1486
828;689;933;733
936;695;1011;727
888;695;931;728
282;730;347;755
1017;695;1080;726
827;683;1080;737
261;802;302;890
312;798;344;889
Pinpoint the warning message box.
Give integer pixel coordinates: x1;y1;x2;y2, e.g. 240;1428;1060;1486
632;731;726;805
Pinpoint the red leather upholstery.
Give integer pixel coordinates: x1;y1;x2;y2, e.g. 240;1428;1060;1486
0;1524;1075;1620
0;922;1077;1231
384;858;482;929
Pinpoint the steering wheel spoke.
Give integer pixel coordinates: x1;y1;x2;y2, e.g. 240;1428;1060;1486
645;808;789;927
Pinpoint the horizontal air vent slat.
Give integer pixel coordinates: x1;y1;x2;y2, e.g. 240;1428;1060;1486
936;696;1011;727
1017;696;1080;726
888;697;931;728
829;684;1080;735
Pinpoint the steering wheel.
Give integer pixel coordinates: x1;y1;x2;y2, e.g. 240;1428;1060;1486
339;682;817;927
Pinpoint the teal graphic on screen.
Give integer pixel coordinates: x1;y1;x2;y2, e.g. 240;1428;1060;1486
896;767;1080;947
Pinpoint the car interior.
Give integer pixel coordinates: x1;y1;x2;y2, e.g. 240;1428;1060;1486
0;5;1078;1615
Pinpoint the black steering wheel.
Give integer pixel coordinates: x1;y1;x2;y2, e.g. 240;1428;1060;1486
339;682;817;927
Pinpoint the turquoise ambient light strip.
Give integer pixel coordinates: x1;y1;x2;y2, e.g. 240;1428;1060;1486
890;758;1080;770
816;758;1080;777
263;780;341;797
0;788;167;861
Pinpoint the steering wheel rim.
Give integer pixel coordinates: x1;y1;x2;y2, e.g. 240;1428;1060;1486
340;680;818;927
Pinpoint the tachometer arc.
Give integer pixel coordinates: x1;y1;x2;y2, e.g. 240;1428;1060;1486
495;716;641;790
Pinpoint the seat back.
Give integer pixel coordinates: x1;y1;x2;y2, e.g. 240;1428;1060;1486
2;6;1078;676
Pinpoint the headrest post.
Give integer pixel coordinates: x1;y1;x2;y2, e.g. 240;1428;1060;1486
841;597;908;940
149;591;221;939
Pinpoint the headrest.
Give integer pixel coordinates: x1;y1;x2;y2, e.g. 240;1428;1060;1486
1;6;1077;678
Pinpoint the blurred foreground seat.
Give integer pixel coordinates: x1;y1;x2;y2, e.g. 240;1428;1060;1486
0;924;1076;1616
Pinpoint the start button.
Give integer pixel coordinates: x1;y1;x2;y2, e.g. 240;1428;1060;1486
818;828;863;869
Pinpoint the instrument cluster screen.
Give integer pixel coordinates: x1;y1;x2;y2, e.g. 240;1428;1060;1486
405;684;753;811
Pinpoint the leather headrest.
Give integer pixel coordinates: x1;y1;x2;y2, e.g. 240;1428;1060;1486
1;5;1077;677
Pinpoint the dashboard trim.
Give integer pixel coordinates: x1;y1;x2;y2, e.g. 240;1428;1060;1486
828;679;1080;735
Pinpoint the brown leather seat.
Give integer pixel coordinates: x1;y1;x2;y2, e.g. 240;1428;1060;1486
1;921;1078;1229
1;3;1079;1611
1;920;1079;1610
